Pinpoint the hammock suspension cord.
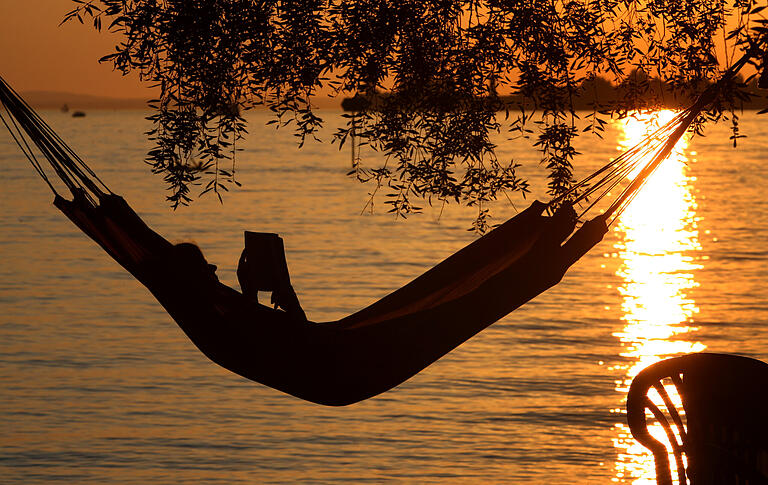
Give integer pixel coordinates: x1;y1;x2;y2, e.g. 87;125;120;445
548;48;759;224
0;76;111;205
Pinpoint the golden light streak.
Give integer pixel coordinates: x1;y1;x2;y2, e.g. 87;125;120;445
609;111;706;484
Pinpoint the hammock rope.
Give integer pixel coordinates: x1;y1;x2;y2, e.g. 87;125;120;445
0;75;111;204
550;49;759;225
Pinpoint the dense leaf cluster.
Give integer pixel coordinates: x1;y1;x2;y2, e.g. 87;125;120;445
65;0;767;228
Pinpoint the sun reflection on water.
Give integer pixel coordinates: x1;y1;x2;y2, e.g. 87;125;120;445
609;111;706;484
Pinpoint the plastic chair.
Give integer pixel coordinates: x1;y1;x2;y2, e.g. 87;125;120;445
626;353;768;485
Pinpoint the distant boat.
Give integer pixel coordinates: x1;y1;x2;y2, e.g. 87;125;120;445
61;104;69;113
72;111;86;118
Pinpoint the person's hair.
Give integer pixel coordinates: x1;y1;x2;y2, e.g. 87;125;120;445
173;243;208;266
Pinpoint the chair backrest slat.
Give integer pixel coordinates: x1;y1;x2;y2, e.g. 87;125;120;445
627;353;768;485
645;394;687;485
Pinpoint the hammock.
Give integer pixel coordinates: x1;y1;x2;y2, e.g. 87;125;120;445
0;57;748;405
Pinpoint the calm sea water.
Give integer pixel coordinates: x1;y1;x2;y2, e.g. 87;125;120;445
1;109;767;484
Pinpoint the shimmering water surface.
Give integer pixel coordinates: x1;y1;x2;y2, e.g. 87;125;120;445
2;109;768;484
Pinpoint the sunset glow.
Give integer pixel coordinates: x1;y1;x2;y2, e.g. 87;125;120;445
609;111;706;484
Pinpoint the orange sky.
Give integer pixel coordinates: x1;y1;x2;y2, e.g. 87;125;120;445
1;1;149;98
1;2;756;100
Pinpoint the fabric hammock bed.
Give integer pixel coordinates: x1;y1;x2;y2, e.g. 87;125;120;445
0;56;751;405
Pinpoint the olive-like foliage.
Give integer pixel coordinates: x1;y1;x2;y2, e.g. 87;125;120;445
64;0;768;231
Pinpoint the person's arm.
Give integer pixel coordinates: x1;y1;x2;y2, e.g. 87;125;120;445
237;248;307;321
237;249;259;302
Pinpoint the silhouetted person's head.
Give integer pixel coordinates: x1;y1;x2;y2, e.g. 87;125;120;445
173;243;218;281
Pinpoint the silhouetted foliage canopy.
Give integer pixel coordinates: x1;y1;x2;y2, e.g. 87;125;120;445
65;0;768;230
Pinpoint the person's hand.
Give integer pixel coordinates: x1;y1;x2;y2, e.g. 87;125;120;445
272;284;307;321
271;285;294;310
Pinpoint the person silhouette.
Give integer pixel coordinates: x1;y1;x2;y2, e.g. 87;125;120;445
236;235;307;322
